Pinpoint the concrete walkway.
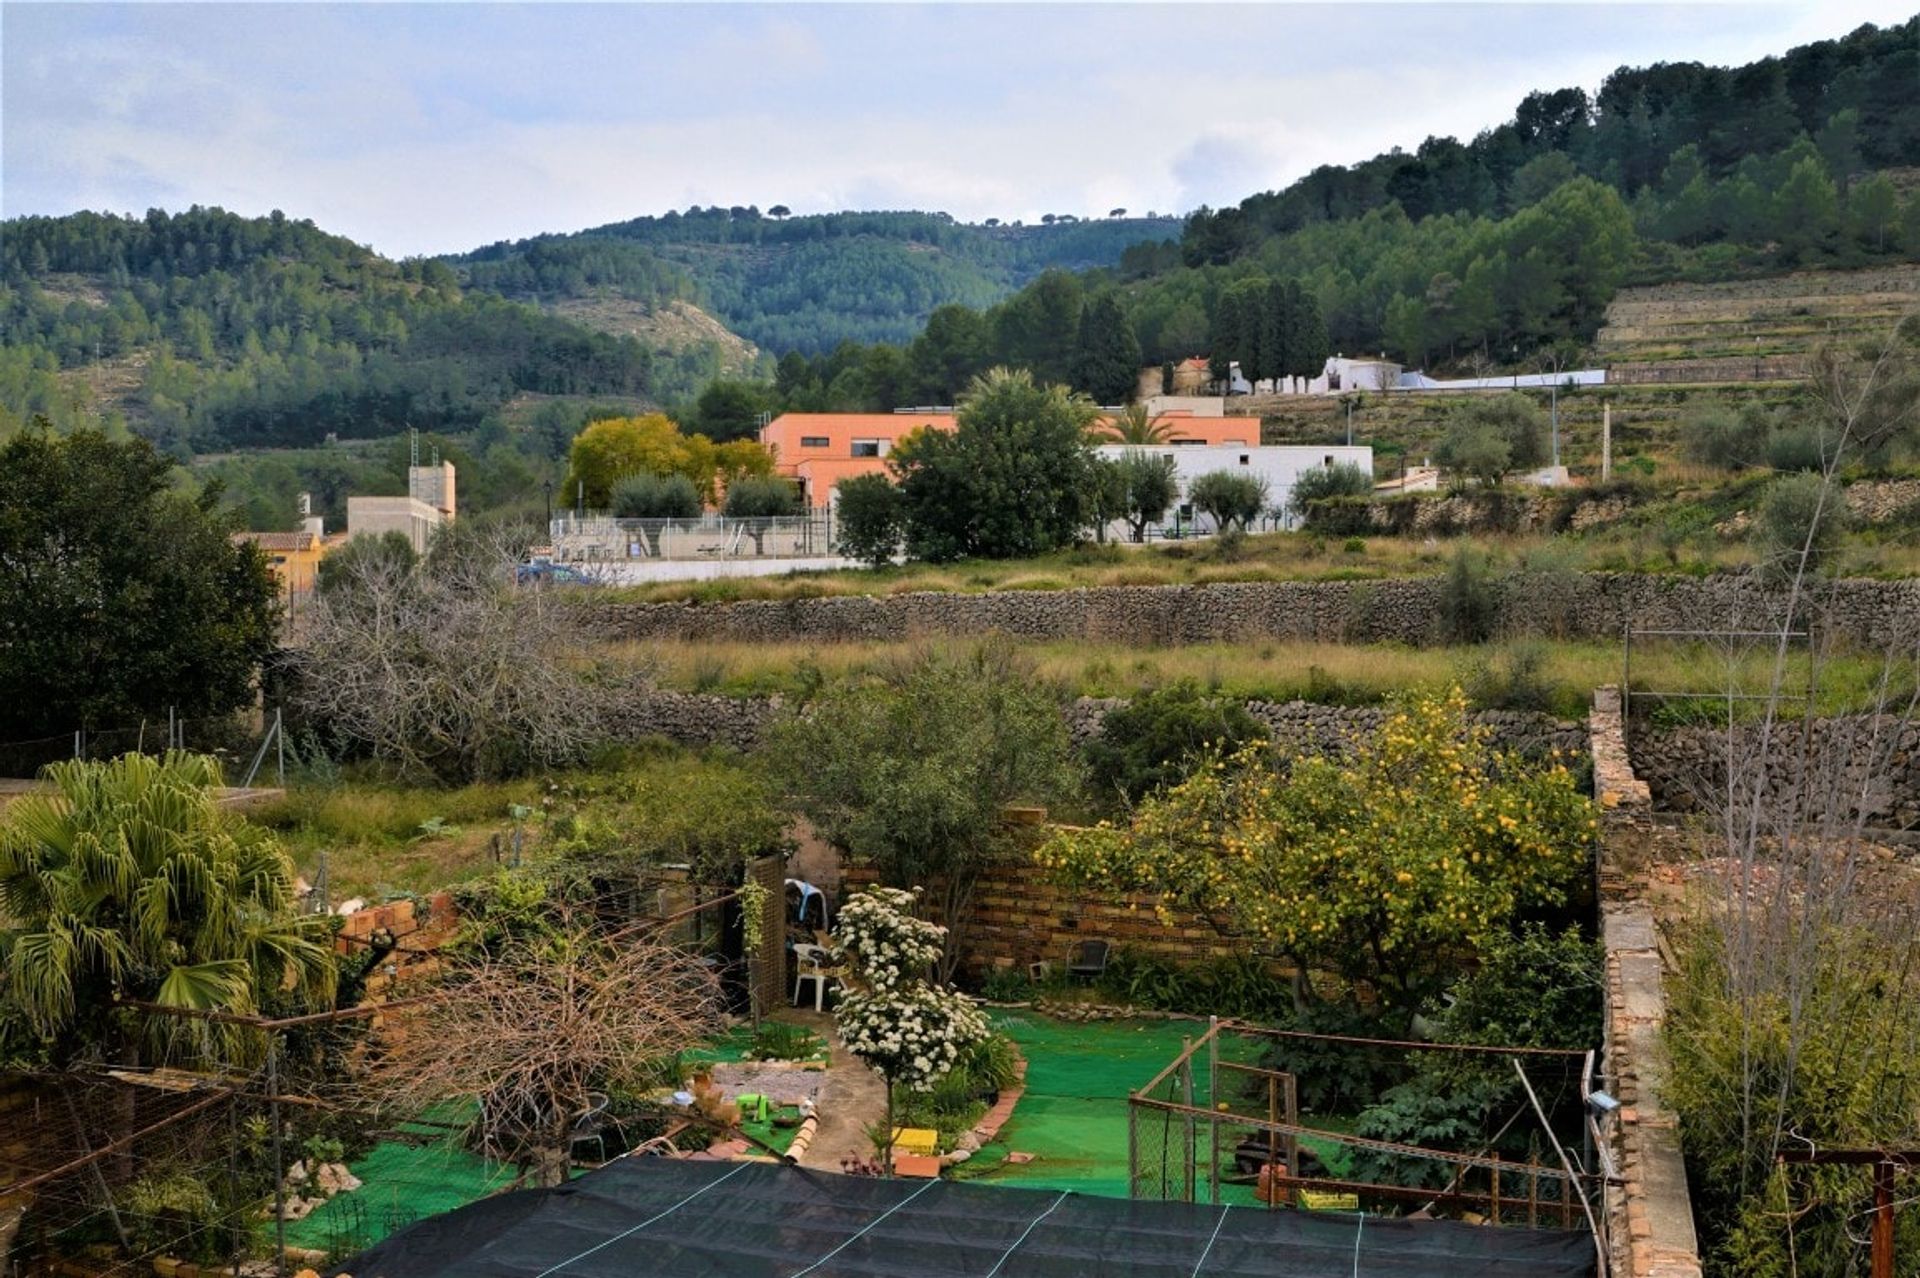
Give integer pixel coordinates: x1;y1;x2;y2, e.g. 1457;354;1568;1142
781;1010;887;1171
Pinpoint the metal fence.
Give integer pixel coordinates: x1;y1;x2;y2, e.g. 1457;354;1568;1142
0;709;285;784
1127;1019;1604;1240
547;513;837;563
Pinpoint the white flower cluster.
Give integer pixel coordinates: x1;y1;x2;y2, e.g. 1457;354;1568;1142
836;985;991;1092
832;886;945;992
831;886;985;1091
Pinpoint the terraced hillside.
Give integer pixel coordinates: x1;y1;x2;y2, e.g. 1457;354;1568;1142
1596;265;1920;366
1247;381;1808;480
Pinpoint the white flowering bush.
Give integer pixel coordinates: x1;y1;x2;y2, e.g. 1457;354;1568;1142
831;887;989;1099
832;886;944;993
836;986;990;1092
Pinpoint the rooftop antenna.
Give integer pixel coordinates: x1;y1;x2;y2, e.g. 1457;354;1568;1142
409;427;420;468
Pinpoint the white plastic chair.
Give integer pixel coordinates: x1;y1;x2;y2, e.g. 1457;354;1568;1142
792;942;836;1011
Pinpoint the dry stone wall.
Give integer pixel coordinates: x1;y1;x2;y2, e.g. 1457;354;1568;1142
1630;713;1920;831
583;573;1920;650
1064;696;1585;757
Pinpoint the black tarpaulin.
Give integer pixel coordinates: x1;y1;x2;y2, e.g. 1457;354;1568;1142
336;1158;1597;1278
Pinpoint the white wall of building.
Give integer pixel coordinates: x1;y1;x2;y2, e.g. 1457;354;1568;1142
1096;444;1374;535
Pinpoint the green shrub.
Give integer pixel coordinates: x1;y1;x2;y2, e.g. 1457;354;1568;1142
978;967;1034;1002
1290;462;1373;517
833;474;904;567
1750;473;1847;586
1463;642;1559;716
611;472;702;519
1083;680;1269;808
1341;537;1367;554
1437;545;1498;643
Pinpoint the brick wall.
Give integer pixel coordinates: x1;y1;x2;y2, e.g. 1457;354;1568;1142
844;860;1265;978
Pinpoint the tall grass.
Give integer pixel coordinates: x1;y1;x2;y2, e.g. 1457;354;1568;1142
630;636;1911;722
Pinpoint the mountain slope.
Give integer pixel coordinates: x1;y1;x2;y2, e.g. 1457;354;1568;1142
447;209;1182;356
0;208;663;452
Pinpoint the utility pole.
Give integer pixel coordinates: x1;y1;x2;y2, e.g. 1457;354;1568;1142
1601;401;1612;482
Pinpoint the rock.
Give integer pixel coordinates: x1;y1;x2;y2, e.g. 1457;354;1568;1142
947;1149;972;1164
955;1132;982;1153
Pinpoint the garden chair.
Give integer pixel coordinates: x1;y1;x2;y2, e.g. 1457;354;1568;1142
792;942;837;1011
1067;938;1111;984
569;1091;613;1166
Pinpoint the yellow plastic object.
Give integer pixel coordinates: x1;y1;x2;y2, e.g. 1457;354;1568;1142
890;1127;939;1157
1300;1190;1361;1212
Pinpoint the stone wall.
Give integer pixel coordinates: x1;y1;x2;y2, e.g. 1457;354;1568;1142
598;688;784;751
1608;355;1806;385
582;574;1920;651
1629;713;1920;831
1064;696;1585;757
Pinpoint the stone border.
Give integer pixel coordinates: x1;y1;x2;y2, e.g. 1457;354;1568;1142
1591;686;1703;1278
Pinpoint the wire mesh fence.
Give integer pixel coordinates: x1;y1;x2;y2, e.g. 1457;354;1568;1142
1125;1020;1601;1236
0;710;281;783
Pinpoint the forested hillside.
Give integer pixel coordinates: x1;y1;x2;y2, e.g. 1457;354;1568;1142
705;17;1920;421
0;208;661;452
448;209;1183;355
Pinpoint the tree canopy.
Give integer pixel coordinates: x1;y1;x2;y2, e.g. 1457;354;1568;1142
0;425;280;739
1037;687;1595;1007
891;368;1098;562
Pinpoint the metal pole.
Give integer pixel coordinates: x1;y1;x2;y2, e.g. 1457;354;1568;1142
1550;381;1560;470
1181;1036;1195;1203
1601;402;1612;482
1208;1017;1220;1205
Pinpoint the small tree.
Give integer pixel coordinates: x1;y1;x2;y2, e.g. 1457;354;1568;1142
1288;461;1373;522
722;475;801;554
293;534;614;782
1085;456;1130;543
769;642;1078;978
363;931;720;1186
891;367;1097;562
1750;472;1847;587
1117;451;1180;542
1083;680;1268;809
831;887;990;1171
834;474;904;568
1435;395;1545;486
1038;687;1594;1010
612;472;702;556
0;752;337;1068
1187;469;1268;532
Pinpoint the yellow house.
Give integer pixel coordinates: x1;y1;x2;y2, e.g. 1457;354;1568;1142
233;530;332;600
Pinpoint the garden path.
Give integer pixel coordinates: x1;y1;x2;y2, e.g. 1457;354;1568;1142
784;1010;886;1170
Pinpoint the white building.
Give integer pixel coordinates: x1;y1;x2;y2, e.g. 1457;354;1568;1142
347;461;457;554
1095;444;1373;536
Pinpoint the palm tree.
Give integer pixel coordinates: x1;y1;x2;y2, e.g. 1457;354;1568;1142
1097;402;1173;445
0;751;336;1066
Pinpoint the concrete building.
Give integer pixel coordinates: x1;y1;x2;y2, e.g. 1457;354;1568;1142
348;462;458;554
762;410;1258;508
1095;443;1374;535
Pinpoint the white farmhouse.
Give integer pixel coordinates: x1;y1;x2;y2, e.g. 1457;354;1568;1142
1095;444;1374;536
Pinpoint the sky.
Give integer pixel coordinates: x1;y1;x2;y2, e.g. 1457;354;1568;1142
3;1;1912;258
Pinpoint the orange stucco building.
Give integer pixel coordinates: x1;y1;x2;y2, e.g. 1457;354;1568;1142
762;410;1256;507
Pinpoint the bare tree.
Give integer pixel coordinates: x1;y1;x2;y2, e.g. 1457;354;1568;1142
1656;315;1920;1271
291;526;621;782
361;933;722;1186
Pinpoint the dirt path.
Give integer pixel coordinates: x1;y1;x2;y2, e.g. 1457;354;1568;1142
782;1010;886;1171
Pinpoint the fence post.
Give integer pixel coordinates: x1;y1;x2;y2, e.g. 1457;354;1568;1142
1207;1017;1220;1205
1180;1037;1195;1203
275;708;286;788
74;729;82;760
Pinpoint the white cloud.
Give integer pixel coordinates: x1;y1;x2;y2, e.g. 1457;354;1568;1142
4;1;1907;256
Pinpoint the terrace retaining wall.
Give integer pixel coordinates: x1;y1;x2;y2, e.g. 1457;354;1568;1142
581;573;1920;651
1630;713;1920;832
